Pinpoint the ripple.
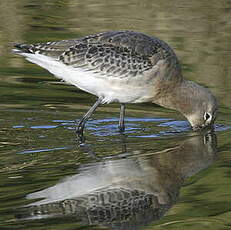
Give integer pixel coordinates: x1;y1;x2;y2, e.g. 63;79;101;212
12;125;25;128
214;124;231;131
30;125;58;129
90;117;172;123
17;146;71;154
158;120;191;132
52;119;75;123
12;117;231;140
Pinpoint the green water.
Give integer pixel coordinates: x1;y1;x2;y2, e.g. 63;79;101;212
0;0;231;229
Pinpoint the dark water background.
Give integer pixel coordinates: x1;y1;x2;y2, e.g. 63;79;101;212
0;0;231;229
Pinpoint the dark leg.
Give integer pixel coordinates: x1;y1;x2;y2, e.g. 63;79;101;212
76;97;103;143
119;103;125;132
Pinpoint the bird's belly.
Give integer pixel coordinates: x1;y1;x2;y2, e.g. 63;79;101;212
70;75;154;104
75;77;153;104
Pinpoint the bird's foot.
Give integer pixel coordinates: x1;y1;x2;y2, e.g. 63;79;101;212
118;125;125;133
75;129;86;144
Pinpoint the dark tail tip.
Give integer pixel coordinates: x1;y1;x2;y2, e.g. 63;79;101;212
13;43;34;53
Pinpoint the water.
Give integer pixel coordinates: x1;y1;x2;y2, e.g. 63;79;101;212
0;0;231;229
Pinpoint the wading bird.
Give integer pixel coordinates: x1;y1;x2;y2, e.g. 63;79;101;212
13;31;217;142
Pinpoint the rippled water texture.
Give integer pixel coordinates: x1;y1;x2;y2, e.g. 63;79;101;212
0;0;231;229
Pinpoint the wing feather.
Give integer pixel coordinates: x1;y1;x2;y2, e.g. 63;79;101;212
58;42;153;78
14;31;181;79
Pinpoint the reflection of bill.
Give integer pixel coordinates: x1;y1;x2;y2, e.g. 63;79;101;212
17;130;217;230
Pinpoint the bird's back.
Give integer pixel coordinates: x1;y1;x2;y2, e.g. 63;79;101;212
14;31;179;75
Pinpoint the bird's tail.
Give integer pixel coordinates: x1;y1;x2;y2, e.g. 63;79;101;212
12;43;36;54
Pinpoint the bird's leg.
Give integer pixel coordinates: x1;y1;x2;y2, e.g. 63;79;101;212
119;103;125;132
76;97;103;143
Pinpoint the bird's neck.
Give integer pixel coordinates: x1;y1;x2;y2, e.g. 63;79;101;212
153;79;195;116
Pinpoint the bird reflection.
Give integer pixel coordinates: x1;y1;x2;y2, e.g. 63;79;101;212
16;130;217;230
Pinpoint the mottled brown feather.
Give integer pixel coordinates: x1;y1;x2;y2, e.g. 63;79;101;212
15;31;181;79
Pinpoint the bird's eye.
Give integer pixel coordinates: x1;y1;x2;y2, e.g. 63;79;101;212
204;112;211;121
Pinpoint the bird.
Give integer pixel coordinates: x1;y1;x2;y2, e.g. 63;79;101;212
13;30;218;142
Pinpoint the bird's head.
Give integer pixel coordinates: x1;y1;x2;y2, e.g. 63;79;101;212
182;82;218;130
